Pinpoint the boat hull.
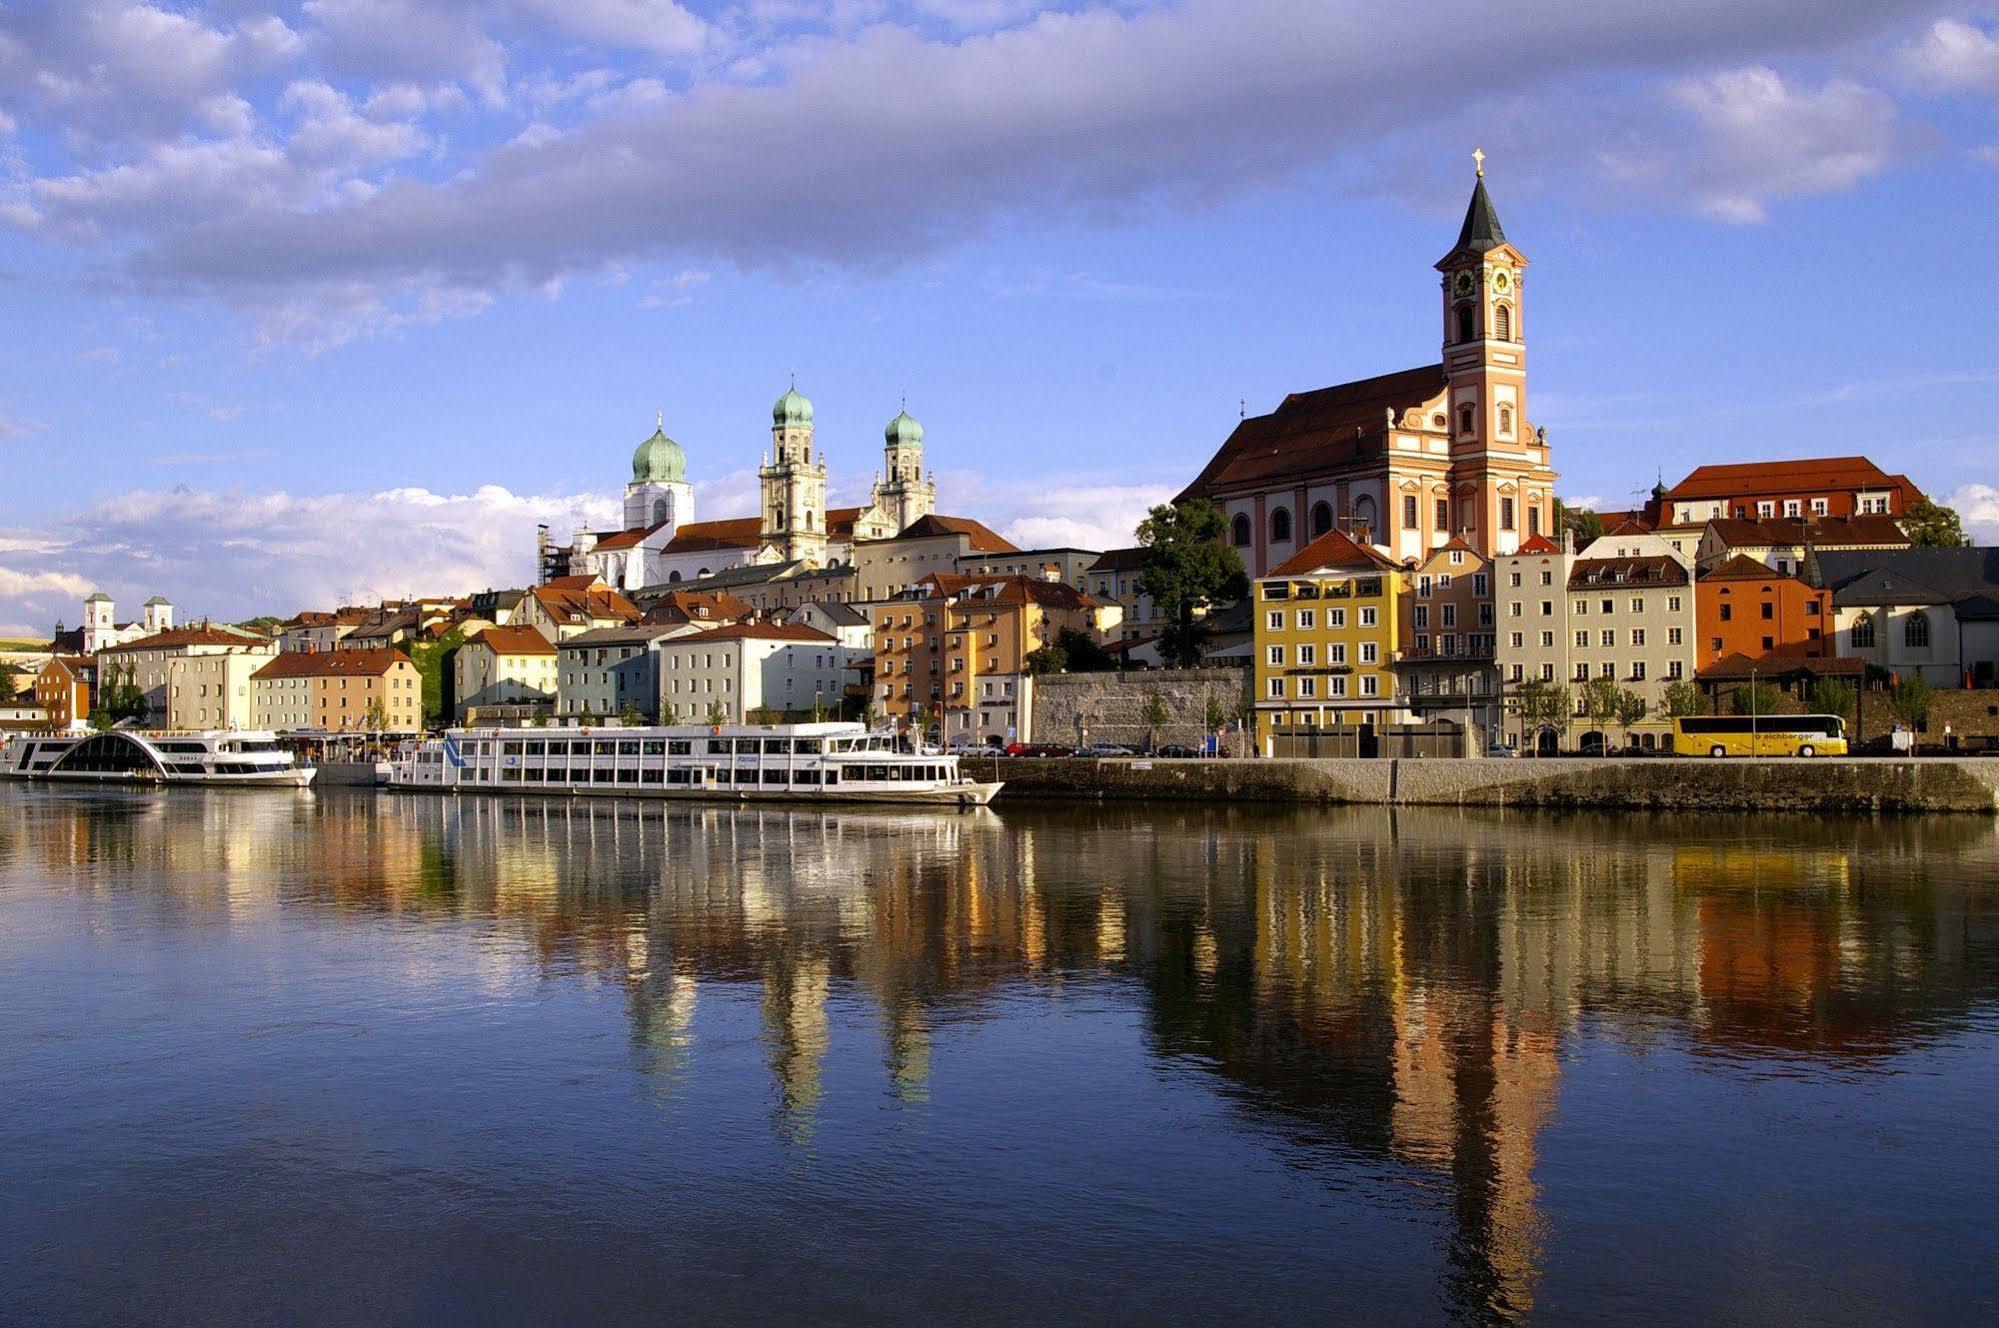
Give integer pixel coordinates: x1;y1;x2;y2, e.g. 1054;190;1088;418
12;768;317;788
391;779;1002;808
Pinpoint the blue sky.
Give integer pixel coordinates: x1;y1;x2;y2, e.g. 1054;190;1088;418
0;1;1996;633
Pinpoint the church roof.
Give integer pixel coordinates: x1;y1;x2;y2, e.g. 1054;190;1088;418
1178;364;1445;500
593;520;672;552
1449;176;1507;256
661;517;765;554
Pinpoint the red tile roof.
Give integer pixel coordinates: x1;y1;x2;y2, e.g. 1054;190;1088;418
1513;534;1563;555
667;622;836;644
1266;528;1401;577
1665;456;1912;502
1086;547;1146;574
253;648;412;679
892;513;1019;553
1567;556;1689;589
1178;364;1445;499
529;582;641;627
906;573;1102;610
468;626;557;656
661;517;764;555
591;521;669;552
1704;515;1909;549
99;626;271;653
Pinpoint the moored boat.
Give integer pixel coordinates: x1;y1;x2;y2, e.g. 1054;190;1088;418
1;730;316;787
392;722;1001;807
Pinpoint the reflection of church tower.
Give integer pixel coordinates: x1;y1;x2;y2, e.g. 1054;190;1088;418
762;952;831;1139
625;412;694;532
759;384;829;566
870;407;936;534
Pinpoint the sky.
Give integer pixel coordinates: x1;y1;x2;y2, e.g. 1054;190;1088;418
0;0;1996;635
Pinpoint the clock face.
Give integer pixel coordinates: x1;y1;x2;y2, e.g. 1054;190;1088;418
1453;270;1476;297
1491;268;1511;292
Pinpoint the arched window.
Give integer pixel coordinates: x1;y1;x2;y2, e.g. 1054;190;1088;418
1905;612;1931;649
1310;501;1334;537
1498;406;1513;436
1850;612;1874;648
1495;303;1511;341
1231;513;1252;547
668;571;682;584
1459;405;1475;436
1353;494;1377;535
1270;507;1292;543
652;498;669;525
1456;304;1475;343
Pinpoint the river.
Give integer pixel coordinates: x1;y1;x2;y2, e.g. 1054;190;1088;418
2;787;1995;1325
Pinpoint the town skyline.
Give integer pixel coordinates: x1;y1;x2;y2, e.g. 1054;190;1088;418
3;2;1998;633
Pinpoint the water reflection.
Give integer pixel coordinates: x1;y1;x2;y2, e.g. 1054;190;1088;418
3;788;1996;1326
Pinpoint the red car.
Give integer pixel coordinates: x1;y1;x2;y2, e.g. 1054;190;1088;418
1004;742;1074;758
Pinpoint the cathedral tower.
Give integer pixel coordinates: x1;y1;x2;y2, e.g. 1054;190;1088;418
1434;151;1546;554
625;412;694;532
871;406;936;534
760;383;829;565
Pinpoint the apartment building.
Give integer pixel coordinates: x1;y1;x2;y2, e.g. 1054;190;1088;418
31;656;94;730
454;626;559;720
556;622;692;720
251;648;422;732
1695;557;1832;670
97;626;277;728
655;623;850;724
1395;538;1500;731
1251;529;1407;746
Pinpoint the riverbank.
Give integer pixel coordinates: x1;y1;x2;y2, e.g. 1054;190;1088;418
968;755;1999;813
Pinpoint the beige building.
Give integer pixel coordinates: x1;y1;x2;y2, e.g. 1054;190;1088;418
97;626;277;729
656;622;851;724
1494;532;1696;750
955;547;1098;590
454;626;559;720
251;648;423;732
515;576;642;642
852;515;1020;603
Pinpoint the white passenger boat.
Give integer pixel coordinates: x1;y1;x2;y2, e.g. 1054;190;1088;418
0;730;316;787
392;722;1003;808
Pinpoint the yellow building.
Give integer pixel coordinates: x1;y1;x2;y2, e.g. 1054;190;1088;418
1253;528;1408;745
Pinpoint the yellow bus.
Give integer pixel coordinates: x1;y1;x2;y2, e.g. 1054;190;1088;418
1672;714;1848;758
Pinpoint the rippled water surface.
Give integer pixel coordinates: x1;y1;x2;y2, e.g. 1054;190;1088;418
3;787;1997;1325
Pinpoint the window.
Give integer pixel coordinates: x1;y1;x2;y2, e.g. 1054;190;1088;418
1360;642;1379;664
1528;506;1542;536
1404;495;1419;529
1811;497;1829;516
1328;609;1346;628
1540;631;1554;648
1541;571;1553;586
1474;574;1489;596
1311;501;1334;537
1441;604;1457;628
1267;677;1284;698
1329;677;1348;698
1667;661;1683;679
1574;662;1590;681
1498;407;1513;437
1360;674;1378;697
1575;630;1589;648
1231;513;1252;547
1298;676;1316;699
1267;610;1283;631
1540;663;1555;681
1298;644;1316;666
1632;629;1646;647
1419;575;1433;597
1575;599;1589;616
1267;645;1285;667
1760;601;1774;621
1415;605;1431;629
1668;595;1682;613
1906;612;1931;649
1601;630;1615;647
1359;607;1377;627
1436;497;1450;529
1500;496;1515;530
1354;495;1376;534
1667;627;1683;646
1270;507;1292;543
1329;643;1347;665
1720;602;1733;622
1457;304;1475;343
1784;499;1802;517
1510;632;1523;649
1852;612;1876;649
1757;501;1774;517
1495;303;1511;341
1459;404;1475;435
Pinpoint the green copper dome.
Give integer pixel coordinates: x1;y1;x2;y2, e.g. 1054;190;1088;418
773;385;813;429
632;426;686;484
884;409;924;447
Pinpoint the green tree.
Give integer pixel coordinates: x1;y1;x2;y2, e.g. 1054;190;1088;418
1513;677;1570;754
1203;691;1228;734
1731;681;1780;717
1806;678;1856;722
404;627;465;726
705;698;730;727
861;704;881;731
1661;679;1704;720
362;697;389;732
1556;500;1604;546
1024;642;1068;676
1053;626;1114;672
238;615;284;636
1902;497;1964;549
1141;690;1172;753
618;704;646;727
1135;498;1249;668
1614;689;1649;750
1580;676;1621;752
1889;673;1933;729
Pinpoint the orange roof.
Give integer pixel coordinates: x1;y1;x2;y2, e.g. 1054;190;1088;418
1266;528;1400;577
99;626;269;653
253;648;411;679
530;581;641;627
1665;457;1914;502
905;573;1101;610
666;622;836;644
590;522;669;552
1513;534;1563;555
661;517;764;554
468;626;557;656
893;513;1019;553
1704;515;1909;549
643;590;752;624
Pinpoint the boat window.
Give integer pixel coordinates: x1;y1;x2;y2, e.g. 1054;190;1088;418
823;769;838;785
594;740;618;757
592;768;616;783
524;768;545;783
617;768;639;783
794;769;820;785
667;768;691;785
642;740;666;756
50;734;162;775
525;740;546;756
712;768;731;783
618;740;640;756
640;768;664;784
669;740;692;755
707;739;730;755
762;739;788;755
501;742;524;756
762;769;787;785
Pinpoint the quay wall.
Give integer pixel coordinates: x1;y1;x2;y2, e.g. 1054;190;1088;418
967;756;1999;814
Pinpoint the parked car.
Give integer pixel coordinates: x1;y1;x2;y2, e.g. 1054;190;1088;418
1155;745;1199;758
946;739;997;755
1004;742;1073;758
1084;742;1137;757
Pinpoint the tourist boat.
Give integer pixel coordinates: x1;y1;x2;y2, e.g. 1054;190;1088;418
0;730;316;787
391;722;1003;807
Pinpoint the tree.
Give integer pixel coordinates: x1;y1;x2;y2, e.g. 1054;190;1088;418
89;663;148;729
747;705;782;724
1806;678;1856;722
1580;676;1621;752
704;698;730;727
1141;690;1172;753
1614;689;1649;750
405;627;466;726
362;697;389;732
238;615;284;636
862;704;881;731
1902;497;1964;549
1024;642;1068;676
1514;678;1570;755
1053;626;1114;673
617;704;646;727
1203;692;1228;734
1889;673;1933;729
1556;499;1604;546
1661;679;1704;720
1731;681;1780;717
1135;499;1249;668
0;660;22;701
1230;691;1256;756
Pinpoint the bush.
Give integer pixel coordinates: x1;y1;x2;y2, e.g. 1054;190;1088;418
1730;682;1780;717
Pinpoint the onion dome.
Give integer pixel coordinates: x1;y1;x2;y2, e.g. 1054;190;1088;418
632;425;686;484
884;409;924;447
773;384;814;429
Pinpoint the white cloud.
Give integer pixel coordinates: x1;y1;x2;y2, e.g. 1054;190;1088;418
516;0;710;57
302;0;507;103
1944;482;1999;544
1901;18;1999;93
983;479;1176;551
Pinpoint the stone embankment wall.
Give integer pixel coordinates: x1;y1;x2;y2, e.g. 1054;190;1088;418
966;755;1999;814
1026;669;1248;748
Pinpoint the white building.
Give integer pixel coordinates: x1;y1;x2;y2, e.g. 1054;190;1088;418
453;626;559;720
556;622;700;720
81;592;172;655
656;622;854;724
97;625;274;729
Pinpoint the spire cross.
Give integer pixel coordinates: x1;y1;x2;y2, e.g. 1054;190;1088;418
656;406;663;428
1472;147;1485;178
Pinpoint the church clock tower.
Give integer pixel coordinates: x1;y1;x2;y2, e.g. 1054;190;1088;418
1434;150;1546;556
760;382;829;566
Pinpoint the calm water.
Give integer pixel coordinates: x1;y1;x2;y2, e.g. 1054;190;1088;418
2;788;1997;1326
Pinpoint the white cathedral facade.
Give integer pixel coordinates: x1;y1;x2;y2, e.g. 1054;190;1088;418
559;385;939;592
